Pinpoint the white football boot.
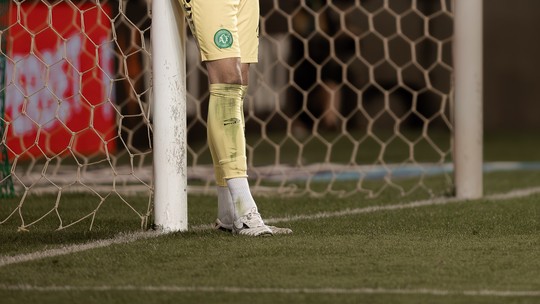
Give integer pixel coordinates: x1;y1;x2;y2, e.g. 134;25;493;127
214;217;293;235
232;208;273;236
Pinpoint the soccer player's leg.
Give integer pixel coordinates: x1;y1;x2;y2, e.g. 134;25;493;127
177;0;263;235
180;0;291;236
206;81;272;236
210;83;291;235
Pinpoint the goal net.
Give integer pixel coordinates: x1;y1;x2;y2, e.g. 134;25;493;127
0;0;454;231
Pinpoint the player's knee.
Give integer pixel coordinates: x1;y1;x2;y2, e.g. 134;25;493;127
220;72;243;85
206;58;243;84
209;73;243;85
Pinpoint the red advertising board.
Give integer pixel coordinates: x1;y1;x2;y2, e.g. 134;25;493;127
4;2;116;159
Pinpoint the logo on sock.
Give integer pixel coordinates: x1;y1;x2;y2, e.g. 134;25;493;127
214;29;233;49
223;118;241;126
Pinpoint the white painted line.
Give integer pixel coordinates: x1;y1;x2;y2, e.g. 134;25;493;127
0;284;538;297
1;186;540;269
0;231;160;268
266;186;540;225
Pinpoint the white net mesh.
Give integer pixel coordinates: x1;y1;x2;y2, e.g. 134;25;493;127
0;0;454;231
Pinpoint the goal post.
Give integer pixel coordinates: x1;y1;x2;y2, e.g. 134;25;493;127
453;0;483;199
151;0;188;232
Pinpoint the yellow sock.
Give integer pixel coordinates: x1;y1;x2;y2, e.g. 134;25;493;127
207;84;249;183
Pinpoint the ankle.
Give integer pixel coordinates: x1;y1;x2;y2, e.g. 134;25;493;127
226;177;258;217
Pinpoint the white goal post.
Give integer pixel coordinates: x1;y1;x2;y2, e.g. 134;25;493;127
453;0;483;199
151;0;188;232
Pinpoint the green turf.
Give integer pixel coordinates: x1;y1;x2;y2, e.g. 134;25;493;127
0;171;539;304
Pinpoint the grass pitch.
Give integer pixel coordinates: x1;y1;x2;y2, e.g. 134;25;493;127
0;170;539;304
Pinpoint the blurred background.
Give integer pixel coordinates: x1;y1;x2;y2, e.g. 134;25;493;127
484;0;540;131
